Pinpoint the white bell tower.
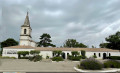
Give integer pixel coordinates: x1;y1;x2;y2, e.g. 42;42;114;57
19;12;32;46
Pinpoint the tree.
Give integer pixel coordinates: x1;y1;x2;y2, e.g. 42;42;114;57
64;39;78;48
38;33;56;47
30;50;40;56
78;43;87;48
17;51;29;58
0;38;18;55
53;50;62;57
99;43;108;48
71;51;79;57
101;31;120;50
1;38;18;48
63;39;87;48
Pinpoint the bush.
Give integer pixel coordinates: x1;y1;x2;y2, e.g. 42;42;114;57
30;50;40;56
68;55;81;61
46;56;49;59
28;55;42;62
81;56;86;59
28;56;34;61
52;57;63;62
81;50;86;59
104;60;120;68
109;56;120;60
34;55;42;62
79;57;103;70
93;55;97;58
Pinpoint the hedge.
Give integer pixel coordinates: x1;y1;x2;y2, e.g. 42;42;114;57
104;60;120;68
109;56;120;60
68;55;81;61
52;57;63;62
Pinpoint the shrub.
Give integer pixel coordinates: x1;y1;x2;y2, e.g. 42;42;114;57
93;55;97;58
33;55;42;62
29;55;42;62
46;56;49;59
30;50;40;56
68;55;81;61
81;50;86;59
81;56;86;59
28;56;34;61
52;57;63;62
79;57;103;70
109;56;120;60
104;60;120;68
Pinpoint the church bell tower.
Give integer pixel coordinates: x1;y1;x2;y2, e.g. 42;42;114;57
19;12;32;46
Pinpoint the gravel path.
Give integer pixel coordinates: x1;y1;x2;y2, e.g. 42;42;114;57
0;59;79;72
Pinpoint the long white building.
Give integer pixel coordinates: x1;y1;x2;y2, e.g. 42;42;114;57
2;12;120;59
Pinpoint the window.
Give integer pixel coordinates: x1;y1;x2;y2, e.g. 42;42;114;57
109;53;111;56
94;53;96;56
7;50;17;54
99;53;101;57
24;29;27;34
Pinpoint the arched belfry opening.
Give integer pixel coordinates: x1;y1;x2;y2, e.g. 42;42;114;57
24;29;27;34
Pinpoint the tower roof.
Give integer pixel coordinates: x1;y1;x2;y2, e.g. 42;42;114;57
22;12;30;27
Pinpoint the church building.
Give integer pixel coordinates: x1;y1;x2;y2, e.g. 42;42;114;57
2;12;120;59
19;12;36;47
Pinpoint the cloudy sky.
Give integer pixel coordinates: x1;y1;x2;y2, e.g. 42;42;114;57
0;0;120;48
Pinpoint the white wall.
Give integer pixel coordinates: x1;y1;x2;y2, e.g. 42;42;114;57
2;48;120;59
2;48;34;58
30;41;36;47
86;52;120;59
39;51;53;59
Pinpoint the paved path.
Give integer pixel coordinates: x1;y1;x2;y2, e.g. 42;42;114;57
0;59;79;72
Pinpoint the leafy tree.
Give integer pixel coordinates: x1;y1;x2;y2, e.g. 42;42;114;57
0;38;18;55
38;33;56;47
100;31;120;50
71;51;79;57
17;51;29;58
1;38;18;48
64;39;78;48
30;50;40;56
78;43;87;48
53;50;62;57
99;43;108;48
63;39;87;48
105;31;120;50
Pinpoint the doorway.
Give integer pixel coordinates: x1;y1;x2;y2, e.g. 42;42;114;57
62;53;65;59
103;53;107;59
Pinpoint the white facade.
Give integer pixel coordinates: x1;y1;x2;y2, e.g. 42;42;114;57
2;48;120;59
2;48;34;58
